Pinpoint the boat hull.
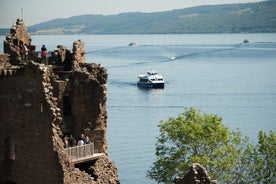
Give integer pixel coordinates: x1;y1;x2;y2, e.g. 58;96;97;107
137;82;164;89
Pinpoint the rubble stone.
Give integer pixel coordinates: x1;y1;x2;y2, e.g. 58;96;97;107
174;163;219;184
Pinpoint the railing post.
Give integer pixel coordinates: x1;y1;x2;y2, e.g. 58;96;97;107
92;143;94;155
77;146;79;159
83;145;85;157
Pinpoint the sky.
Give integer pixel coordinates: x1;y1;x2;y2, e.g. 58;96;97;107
0;0;264;28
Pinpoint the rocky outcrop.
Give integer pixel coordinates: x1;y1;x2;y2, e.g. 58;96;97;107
174;163;219;184
0;18;119;184
90;155;120;183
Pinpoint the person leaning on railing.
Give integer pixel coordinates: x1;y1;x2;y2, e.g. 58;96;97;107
85;136;91;144
77;139;84;146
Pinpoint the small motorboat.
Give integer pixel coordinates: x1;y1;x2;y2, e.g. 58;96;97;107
137;71;165;88
129;42;137;46
243;39;249;43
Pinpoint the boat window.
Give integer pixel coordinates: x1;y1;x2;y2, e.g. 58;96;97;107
158;79;163;81
139;79;148;82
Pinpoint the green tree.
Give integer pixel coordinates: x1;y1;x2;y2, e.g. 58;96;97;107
252;131;276;184
146;108;253;184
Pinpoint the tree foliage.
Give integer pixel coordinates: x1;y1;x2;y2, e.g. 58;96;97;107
252;131;276;184
147;108;276;184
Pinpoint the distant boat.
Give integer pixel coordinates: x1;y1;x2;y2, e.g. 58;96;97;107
243;39;249;43
137;71;165;88
129;42;137;46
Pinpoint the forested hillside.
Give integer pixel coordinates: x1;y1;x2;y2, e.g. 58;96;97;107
2;0;276;34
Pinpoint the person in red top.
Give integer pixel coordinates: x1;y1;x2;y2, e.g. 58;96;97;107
41;44;47;63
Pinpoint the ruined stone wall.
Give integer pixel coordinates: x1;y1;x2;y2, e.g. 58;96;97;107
4;18;36;64
68;63;108;153
0;18;119;184
0;63;64;184
174;163;219;184
0;54;10;64
12;18;32;45
48;41;108;153
72;39;85;64
0;61;118;184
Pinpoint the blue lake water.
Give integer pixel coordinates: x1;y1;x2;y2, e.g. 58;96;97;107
1;33;276;183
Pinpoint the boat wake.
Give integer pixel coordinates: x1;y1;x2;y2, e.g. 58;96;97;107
86;42;275;69
108;80;136;87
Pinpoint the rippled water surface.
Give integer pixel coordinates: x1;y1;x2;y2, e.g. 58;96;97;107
1;33;276;183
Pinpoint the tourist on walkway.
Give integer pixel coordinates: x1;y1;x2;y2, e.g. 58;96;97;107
77;139;84;146
85;136;91;144
68;134;76;147
64;135;69;148
80;133;87;143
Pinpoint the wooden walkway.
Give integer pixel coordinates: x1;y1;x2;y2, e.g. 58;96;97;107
70;153;104;164
65;143;104;164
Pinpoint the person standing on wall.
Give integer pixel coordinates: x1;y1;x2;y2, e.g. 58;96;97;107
41;44;47;64
23;42;29;60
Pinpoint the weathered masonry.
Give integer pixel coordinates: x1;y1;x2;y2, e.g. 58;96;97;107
0;18;119;184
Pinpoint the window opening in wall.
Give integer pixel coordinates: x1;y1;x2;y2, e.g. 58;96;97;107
5;136;15;160
63;96;72;116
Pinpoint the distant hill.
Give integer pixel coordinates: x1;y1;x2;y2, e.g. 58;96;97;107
3;0;276;35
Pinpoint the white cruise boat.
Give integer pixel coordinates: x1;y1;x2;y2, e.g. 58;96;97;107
137;71;165;88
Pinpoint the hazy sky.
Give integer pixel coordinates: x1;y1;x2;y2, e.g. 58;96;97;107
0;0;264;28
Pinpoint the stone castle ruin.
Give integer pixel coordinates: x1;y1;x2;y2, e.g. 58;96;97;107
0;18;119;184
